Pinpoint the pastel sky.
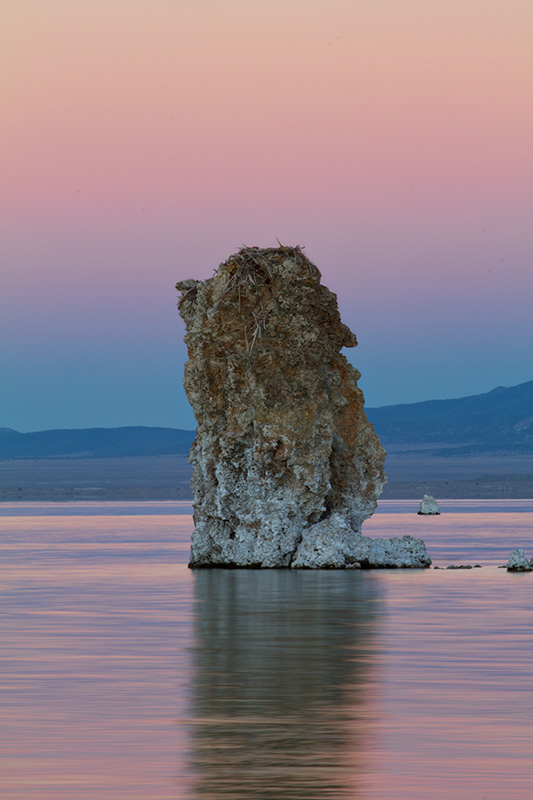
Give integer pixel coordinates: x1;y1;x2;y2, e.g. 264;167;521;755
2;0;532;431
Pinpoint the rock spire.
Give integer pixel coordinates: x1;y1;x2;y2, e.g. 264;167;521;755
177;245;429;569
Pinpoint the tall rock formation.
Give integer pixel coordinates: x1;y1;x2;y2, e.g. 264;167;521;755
177;245;430;569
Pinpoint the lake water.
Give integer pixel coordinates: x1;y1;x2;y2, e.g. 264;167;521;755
1;500;533;799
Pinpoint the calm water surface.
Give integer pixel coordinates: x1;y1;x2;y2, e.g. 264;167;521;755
1;500;532;799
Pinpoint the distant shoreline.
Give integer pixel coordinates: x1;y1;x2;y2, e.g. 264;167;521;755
1;453;532;502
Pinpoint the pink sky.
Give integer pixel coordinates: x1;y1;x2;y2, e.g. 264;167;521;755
2;0;532;430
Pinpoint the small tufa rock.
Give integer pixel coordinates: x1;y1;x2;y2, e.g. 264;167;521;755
418;494;440;515
506;548;532;572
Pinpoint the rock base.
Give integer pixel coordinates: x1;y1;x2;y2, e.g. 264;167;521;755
190;511;431;569
288;515;430;568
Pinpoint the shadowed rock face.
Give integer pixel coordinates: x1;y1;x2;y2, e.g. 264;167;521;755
177;245;427;568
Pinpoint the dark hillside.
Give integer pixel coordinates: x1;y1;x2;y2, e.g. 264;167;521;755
0;426;195;460
366;380;533;454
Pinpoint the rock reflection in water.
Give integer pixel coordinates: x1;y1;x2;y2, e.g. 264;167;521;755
189;570;381;799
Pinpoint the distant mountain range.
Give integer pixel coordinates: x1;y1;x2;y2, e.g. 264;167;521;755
0;426;195;460
366;380;533;455
1;380;532;459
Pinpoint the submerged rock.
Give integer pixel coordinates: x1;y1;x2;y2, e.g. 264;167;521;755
506;548;532;572
177;245;429;569
418;494;440;515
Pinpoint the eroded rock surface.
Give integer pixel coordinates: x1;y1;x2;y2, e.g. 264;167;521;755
177;245;430;569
